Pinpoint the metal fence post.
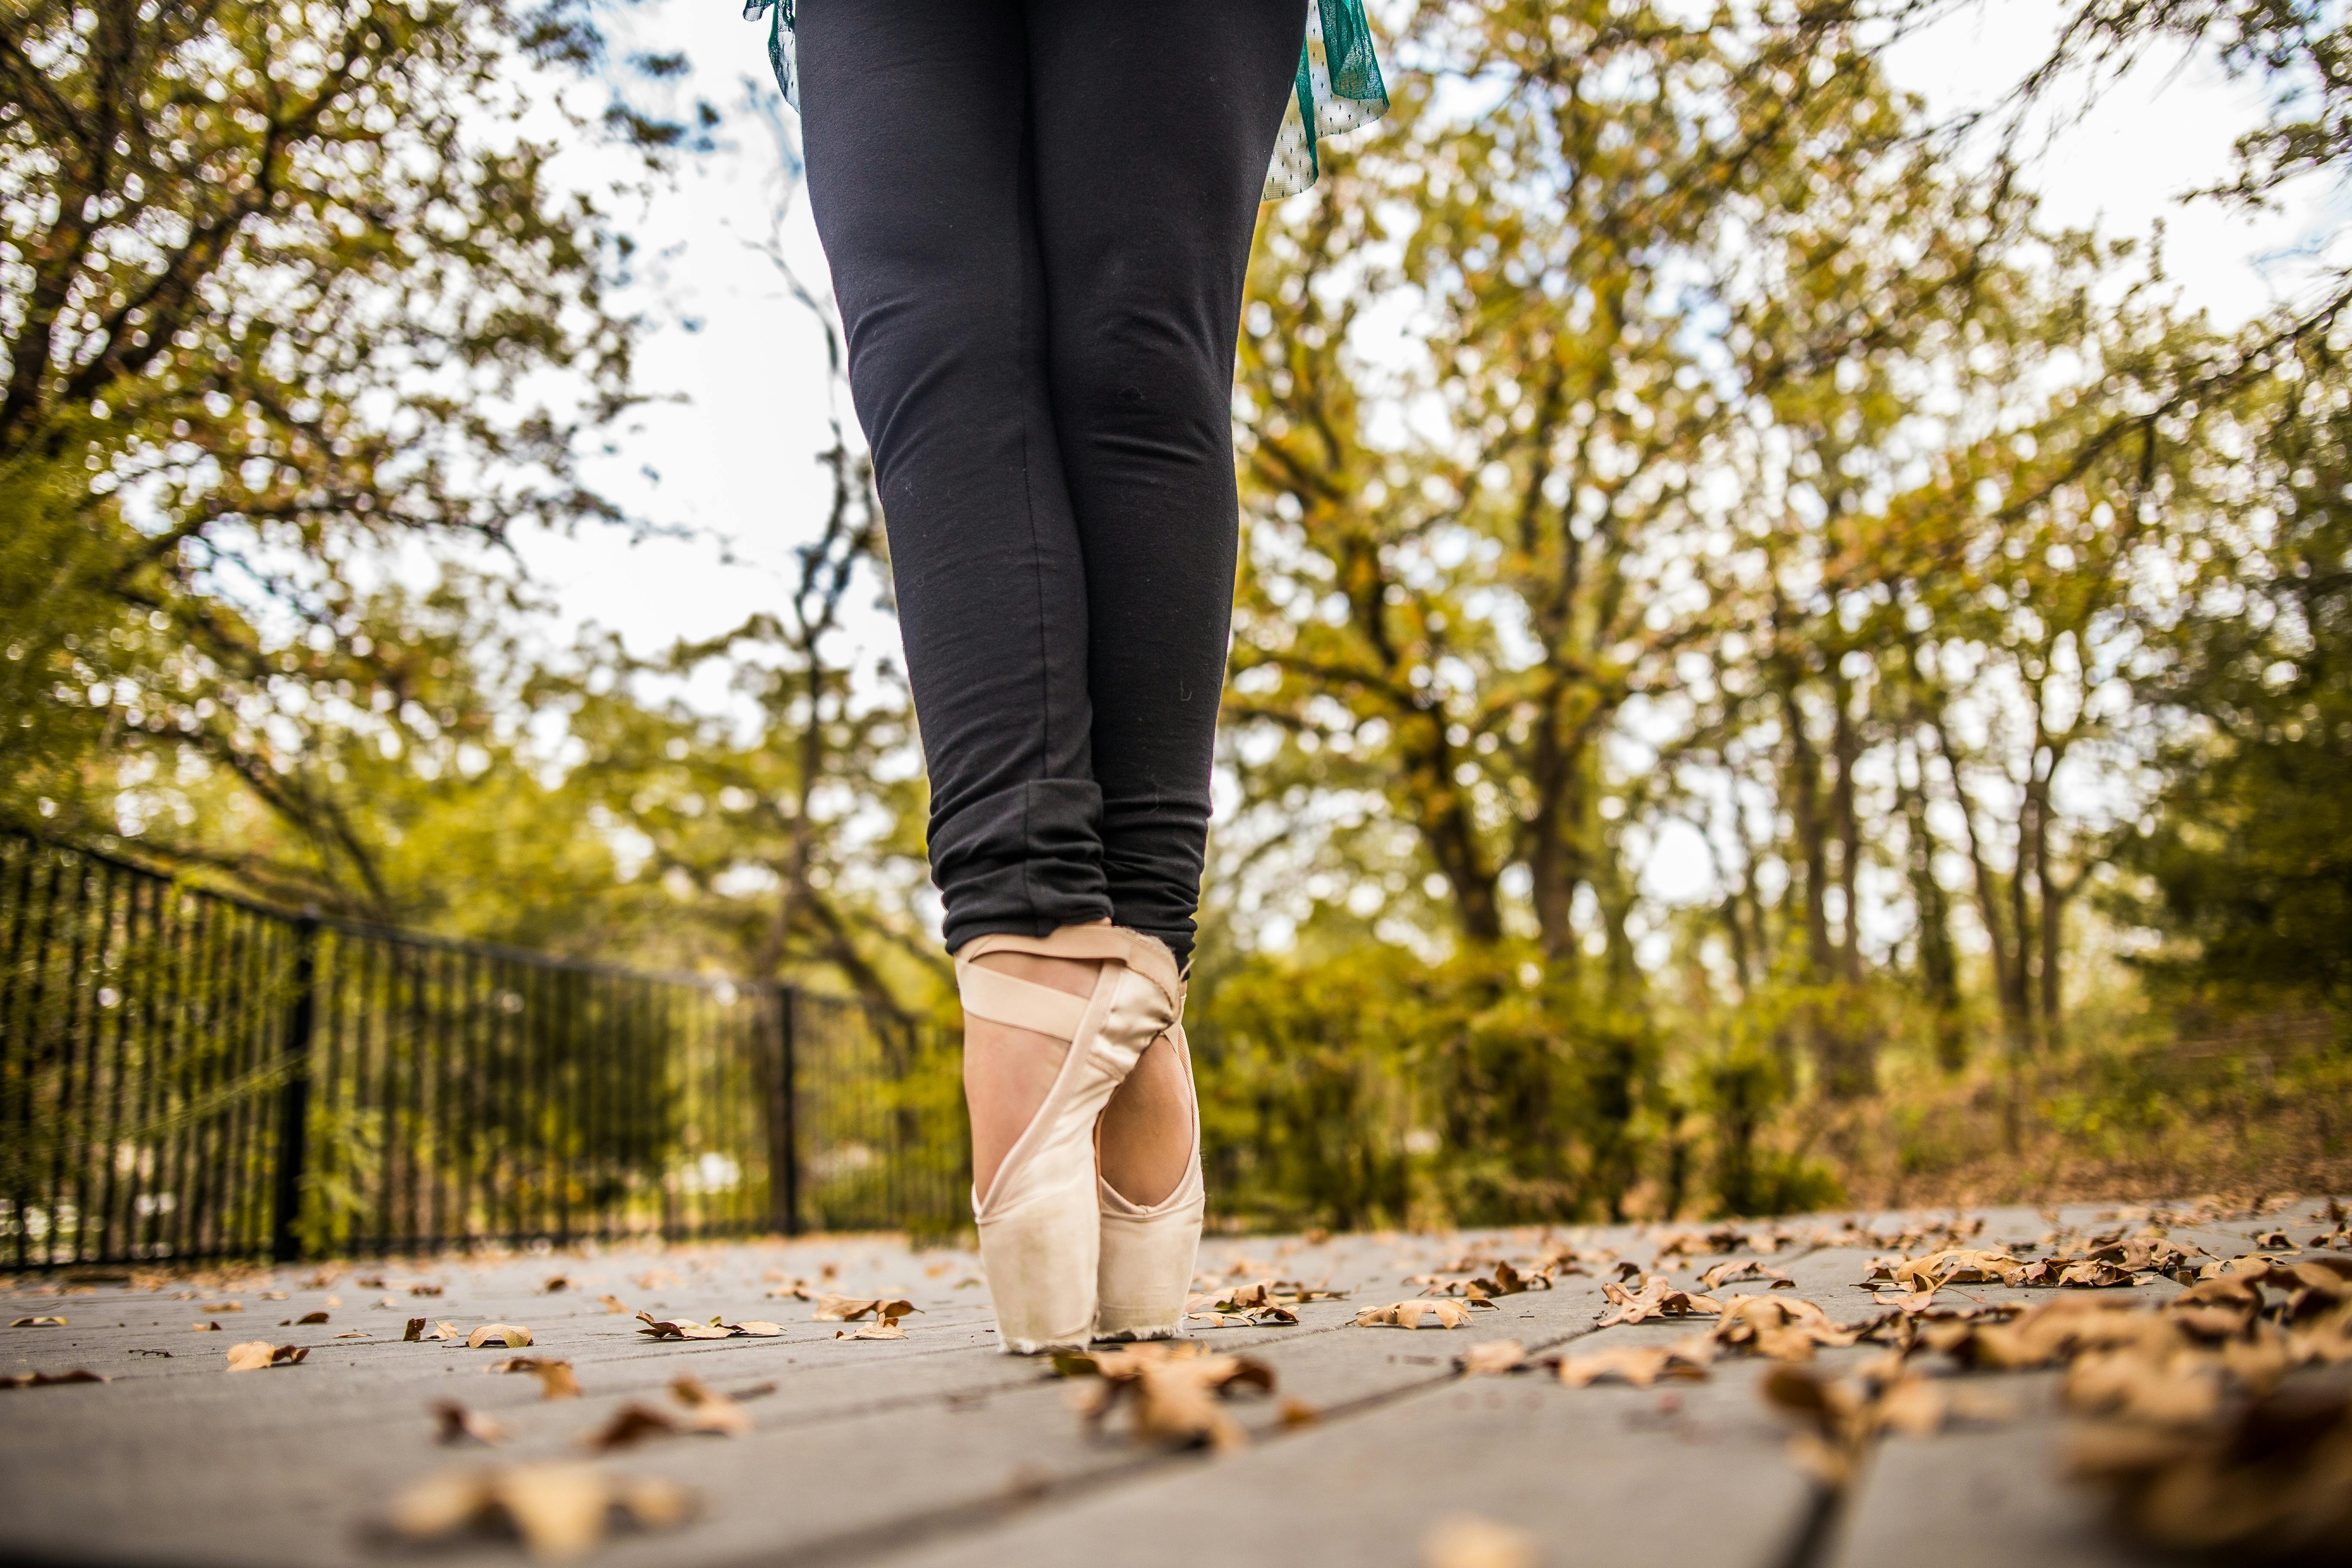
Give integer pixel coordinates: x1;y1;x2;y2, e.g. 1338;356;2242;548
270;915;320;1264
772;982;801;1237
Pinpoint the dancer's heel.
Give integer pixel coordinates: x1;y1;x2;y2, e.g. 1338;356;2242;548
1094;985;1205;1343
958;925;1180;1355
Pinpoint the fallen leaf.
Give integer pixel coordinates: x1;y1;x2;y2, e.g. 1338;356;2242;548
295;1311;329;1325
334;1330;370;1339
224;1341;307;1372
386;1461;696;1562
491;1357;581;1400
581;1376;756;1452
810;1294;917;1323
199;1302;242;1313
668;1375;756;1435
1422;1514;1538;1568
1699;1259;1794;1292
1714;1295;1862;1362
192;1320;222;1332
595;1294;631;1315
424;1320;466;1342
836;1322;905;1340
1457;1340;1526;1377
634;1312;732;1341
433;1399;510;1445
1356;1299;1492;1329
538;1276;575;1294
409;1283;444;1297
1555;1336;1716;1388
404;1317;428;1342
1277;1396;1320;1427
1596;1276;1724;1328
468;1323;534;1350
1;1369;106;1388
1056;1342;1275;1452
2067;1380;2352;1556
726;1320;784;1337
9;1316;66;1327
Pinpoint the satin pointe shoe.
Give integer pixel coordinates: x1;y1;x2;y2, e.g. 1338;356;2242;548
1094;975;1204;1342
957;924;1181;1354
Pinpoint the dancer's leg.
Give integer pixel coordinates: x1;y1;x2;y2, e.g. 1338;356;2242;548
1028;0;1304;1207
799;0;1109;956
1026;0;1305;974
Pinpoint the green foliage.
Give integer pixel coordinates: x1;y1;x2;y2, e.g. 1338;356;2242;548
1195;942;1663;1229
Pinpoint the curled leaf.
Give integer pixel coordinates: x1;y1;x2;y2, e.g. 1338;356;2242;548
433;1399;510;1446
491;1357;581;1400
224;1341;307;1372
468;1323;534;1350
386;1461;696;1562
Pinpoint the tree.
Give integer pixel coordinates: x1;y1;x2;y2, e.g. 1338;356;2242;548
0;0;690;890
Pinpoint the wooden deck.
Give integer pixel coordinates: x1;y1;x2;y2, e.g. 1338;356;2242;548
1;1198;2336;1568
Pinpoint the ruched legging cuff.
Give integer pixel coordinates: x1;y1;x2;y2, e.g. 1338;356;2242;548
797;0;1305;965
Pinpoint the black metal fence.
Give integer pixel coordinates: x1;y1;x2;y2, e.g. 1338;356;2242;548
0;833;968;1268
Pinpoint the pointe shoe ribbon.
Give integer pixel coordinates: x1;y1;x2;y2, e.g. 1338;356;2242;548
956;925;1180;1354
1095;978;1206;1343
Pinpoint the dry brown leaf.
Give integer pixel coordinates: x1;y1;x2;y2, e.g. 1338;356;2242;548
1457;1340;1526;1377
1714;1295;1861;1362
9;1316;67;1327
1555;1335;1716;1388
634;1268;681;1291
1699;1259;1793;1293
581;1376;757;1452
633;1312;730;1341
402;1317;427;1342
294;1310;328;1325
1277;1396;1320;1427
224;1341;307;1372
198;1301;241;1312
491;1357;581;1400
726;1320;784;1337
423;1320;466;1342
1356;1299;1487;1329
1;1369;106;1388
191;1320;221;1332
409;1283;444;1297
810;1294;917;1323
836;1322;906;1340
1056;1342;1275;1451
595;1294;631;1315
1421;1514;1538;1568
433;1399;510;1446
2067;1381;2352;1556
538;1275;576;1295
386;1461;696;1562
668;1375;756;1436
468;1323;534;1350
1597;1276;1725;1328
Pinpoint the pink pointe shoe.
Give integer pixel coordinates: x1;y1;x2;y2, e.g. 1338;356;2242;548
956;925;1180;1354
1095;976;1204;1342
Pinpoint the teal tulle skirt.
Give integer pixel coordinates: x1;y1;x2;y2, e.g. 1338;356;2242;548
742;0;1388;199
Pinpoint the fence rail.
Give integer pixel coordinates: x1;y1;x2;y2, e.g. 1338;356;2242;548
0;833;968;1268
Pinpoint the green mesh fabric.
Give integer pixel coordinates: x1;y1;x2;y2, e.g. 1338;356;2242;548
741;0;1387;201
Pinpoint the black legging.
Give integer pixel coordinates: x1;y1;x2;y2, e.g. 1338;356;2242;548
798;0;1305;966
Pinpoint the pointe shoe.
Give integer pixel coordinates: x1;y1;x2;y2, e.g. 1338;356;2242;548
1095;977;1204;1343
958;925;1181;1355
